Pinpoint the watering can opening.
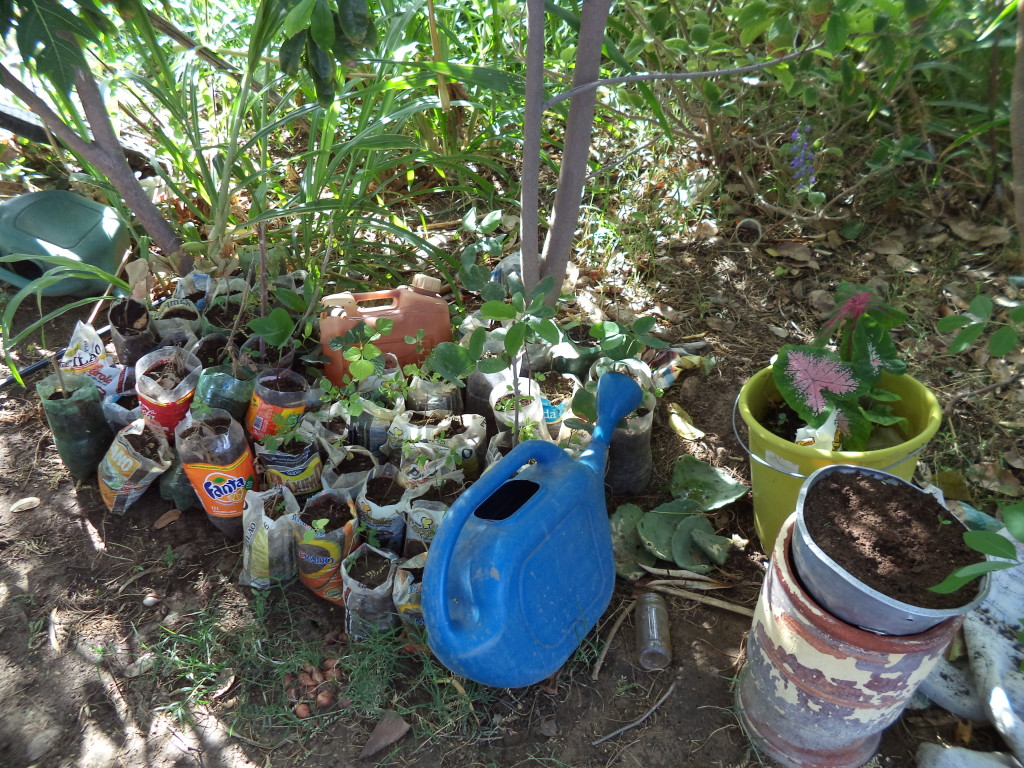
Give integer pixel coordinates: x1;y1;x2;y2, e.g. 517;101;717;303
472;479;540;521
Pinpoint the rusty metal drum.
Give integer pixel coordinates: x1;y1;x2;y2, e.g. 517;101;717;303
737;513;961;768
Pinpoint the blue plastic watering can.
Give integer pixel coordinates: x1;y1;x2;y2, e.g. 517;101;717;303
422;371;643;688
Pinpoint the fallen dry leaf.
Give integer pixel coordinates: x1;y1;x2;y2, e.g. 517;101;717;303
807;289;835;316
969;462;1024;497
869;238;904;255
886;254;922;273
153;509;182;529
978;225;1011;248
1004;449;1024;471
9;497;41;513
947;218;982;241
667;404;705;441
359;710;410;760
769;241;812;261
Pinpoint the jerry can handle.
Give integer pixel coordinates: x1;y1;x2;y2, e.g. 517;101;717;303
428;439;568;622
321;289;401;313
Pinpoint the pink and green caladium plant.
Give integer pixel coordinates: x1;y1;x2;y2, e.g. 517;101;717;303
772;283;911;451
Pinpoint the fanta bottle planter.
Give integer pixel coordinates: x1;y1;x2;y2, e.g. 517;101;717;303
176;409;257;539
735;366;941;552
319;274;449;387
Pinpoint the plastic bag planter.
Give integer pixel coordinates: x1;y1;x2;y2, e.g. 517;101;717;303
737;514;961;768
734;366;941;552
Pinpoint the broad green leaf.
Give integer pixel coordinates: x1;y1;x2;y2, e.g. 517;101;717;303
610;504;658;581
284;0;316;38
479;210;503;234
529;274;556;304
426;342;474;385
964;529;1019;561
929;561;1014;594
637;509;686;560
466;326;486;359
999;505;1024;548
691;23;710;46
479;300;516;321
949;323;987;354
1001;502;1024;544
361;342;381;359
989;326;1020;357
670;516;715;573
247;307;295;348
503;322;528;357
279;31;307;76
968;294;994;321
337;0;372;44
1009;305;1024;324
480;282;507;302
936;314;973;332
309;0;336;52
534;318;561;345
349;358;375;381
477;356;510;374
670;456;748;510
17;0;96;92
376;318;394;336
633;316;656;335
825;13;849;54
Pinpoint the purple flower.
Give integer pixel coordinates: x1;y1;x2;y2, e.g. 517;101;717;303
787;122;816;191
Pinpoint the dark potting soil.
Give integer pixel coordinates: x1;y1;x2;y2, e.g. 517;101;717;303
118;395;140;410
124;430;162;461
161;306;199;321
109;299;149;332
180;417;232;442
145;359;188;390
46;389;72;401
803;473;986;610
759;399;802;442
272;438;312;457
495;394;535;412
263;496;291;521
260;375;304;393
347;549;391;586
444;420;469;437
302;494;350;527
336;452;374;473
364;476;405;506
192;337;228;368
325;417;349;435
408;412;446;427
537;374;576;402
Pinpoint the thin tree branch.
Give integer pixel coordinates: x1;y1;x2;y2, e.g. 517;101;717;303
0;64;98;160
519;0;546;293
943;370;1024;418
592;682;677;746
543;43;825;111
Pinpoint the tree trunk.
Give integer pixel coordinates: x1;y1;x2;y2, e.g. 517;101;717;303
1012;1;1024;272
536;0;614;300
0;63;187;273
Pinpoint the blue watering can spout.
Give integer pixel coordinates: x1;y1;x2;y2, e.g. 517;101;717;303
577;372;644;480
421;371;646;688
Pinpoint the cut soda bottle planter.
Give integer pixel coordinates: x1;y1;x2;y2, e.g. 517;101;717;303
422;371;643;688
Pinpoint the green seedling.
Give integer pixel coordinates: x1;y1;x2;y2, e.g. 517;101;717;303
930;502;1024;594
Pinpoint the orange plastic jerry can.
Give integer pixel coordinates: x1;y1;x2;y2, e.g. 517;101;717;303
320;274;450;387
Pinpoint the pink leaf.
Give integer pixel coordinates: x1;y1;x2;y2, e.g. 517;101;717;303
786;351;859;414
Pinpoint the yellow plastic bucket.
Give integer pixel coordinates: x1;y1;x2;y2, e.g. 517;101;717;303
735;366;941;552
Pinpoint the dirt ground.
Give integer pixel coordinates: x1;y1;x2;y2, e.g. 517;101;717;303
1;220;1021;768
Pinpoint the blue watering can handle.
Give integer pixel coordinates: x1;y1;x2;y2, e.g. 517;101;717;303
429;439;568;623
731;393;927;479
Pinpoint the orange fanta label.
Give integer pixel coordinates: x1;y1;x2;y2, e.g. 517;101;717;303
245;394;305;440
183;449;258;518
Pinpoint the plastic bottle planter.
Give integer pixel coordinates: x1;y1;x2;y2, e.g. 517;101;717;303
176;409;258;540
194;364;258;423
734;366;941;552
245;370;309;441
36;372;114;480
134;347;202;441
488;378;547;439
108;298;156;367
606;389;656;495
238;337;296;373
406;375;463;414
422;372;643;688
737;514;961;768
792;465;991;636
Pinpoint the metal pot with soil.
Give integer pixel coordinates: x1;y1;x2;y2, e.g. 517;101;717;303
792;464;990;635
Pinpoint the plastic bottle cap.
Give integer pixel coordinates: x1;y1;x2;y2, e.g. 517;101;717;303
411;274;442;293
